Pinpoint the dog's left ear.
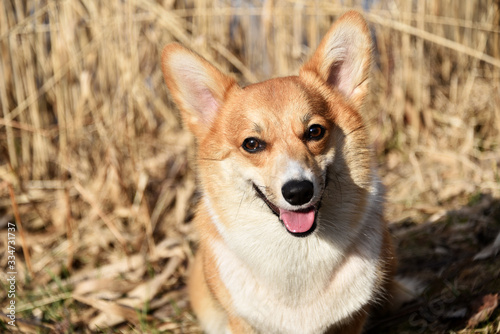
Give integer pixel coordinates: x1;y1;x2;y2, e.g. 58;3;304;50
301;10;372;110
161;43;238;140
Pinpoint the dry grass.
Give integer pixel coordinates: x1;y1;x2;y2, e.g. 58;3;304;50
0;0;499;333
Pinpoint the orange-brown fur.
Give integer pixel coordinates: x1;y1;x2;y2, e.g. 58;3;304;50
162;10;396;334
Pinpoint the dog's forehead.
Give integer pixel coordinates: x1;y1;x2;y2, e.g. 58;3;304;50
220;77;332;142
238;77;313;119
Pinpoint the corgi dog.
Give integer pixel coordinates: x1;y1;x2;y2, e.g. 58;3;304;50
161;10;396;334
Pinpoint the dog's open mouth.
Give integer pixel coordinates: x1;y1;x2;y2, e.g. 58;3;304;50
253;184;319;237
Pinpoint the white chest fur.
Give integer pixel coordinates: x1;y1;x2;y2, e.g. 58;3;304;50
210;209;384;334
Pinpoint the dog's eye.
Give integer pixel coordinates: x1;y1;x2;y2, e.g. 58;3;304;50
306;124;325;141
242;137;266;153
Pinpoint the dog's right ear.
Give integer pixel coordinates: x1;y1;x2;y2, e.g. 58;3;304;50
161;43;237;139
300;11;372;111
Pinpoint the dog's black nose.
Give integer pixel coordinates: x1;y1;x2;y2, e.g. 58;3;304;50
281;180;314;206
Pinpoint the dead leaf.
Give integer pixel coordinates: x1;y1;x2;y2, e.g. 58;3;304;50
473;232;500;261
0;312;55;333
73;294;155;330
466;293;499;328
81;256;182;328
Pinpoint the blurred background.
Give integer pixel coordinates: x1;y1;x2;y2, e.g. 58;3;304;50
0;0;499;333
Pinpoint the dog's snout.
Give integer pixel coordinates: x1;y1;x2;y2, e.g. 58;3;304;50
281;180;314;206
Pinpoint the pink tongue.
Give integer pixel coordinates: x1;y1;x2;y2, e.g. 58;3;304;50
279;208;316;233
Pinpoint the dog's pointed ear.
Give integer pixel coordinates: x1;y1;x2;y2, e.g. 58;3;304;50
161;43;238;139
300;11;372;110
